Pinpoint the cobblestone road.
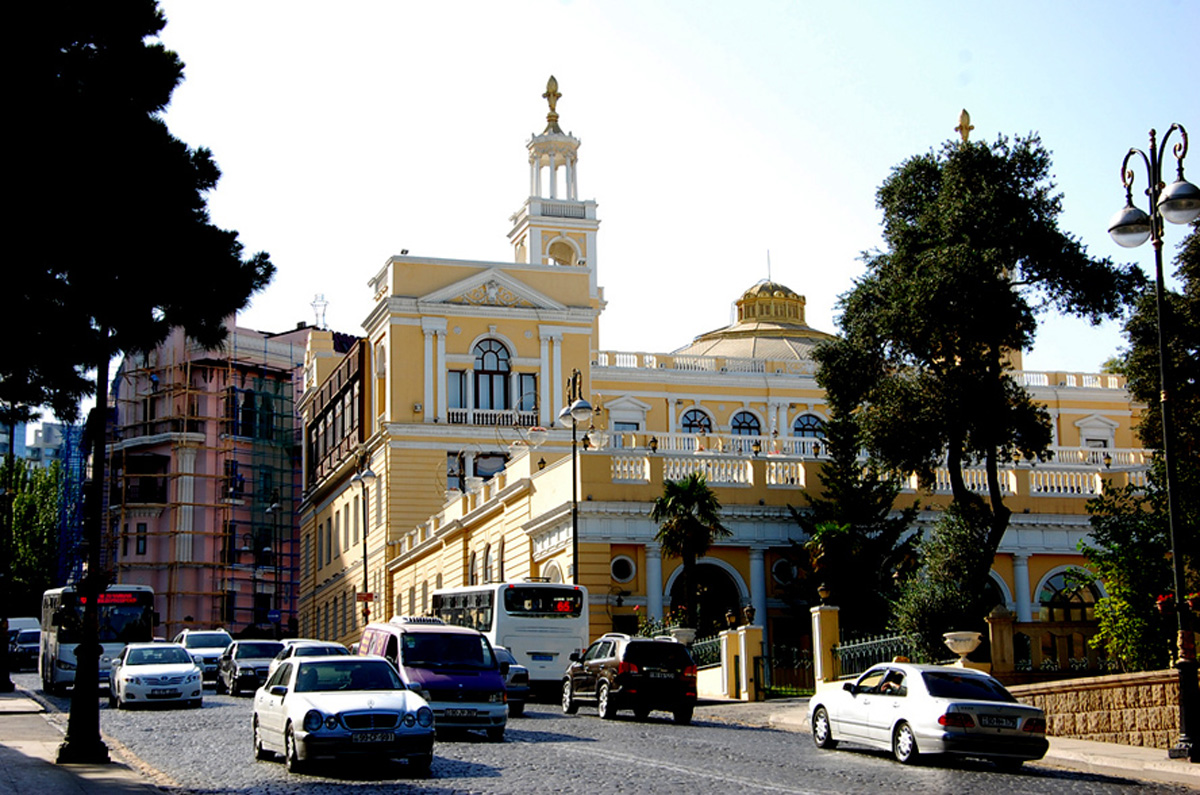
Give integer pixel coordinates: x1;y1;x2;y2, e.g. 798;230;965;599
16;675;1194;794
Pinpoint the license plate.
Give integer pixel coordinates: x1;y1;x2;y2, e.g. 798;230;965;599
530;653;553;661
444;708;476;717
980;715;1017;729
150;689;180;698
352;732;395;743
649;672;673;679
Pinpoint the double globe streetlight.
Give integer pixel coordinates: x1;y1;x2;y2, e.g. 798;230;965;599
350;462;377;626
1107;122;1200;762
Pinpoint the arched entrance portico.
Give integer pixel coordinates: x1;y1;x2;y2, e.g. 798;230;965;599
664;558;746;638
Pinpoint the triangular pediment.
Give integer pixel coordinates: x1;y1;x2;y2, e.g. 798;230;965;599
420;268;566;310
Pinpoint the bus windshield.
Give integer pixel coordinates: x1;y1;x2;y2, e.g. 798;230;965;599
59;590;156;644
502;586;584;618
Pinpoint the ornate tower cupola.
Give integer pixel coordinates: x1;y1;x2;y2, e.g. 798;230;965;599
508;76;601;298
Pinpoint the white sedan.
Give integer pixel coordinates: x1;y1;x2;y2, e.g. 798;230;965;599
808;662;1048;768
109;643;203;709
252;655;435;775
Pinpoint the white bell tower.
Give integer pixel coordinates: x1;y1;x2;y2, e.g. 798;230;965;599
508;76;600;298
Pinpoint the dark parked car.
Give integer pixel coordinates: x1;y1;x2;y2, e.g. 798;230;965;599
10;629;41;671
561;633;697;724
494;646;530;717
217;640;285;696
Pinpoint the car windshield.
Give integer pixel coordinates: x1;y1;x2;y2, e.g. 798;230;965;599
294;645;349;657
922;670;1016;703
624;641;693;667
294;660;403;692
401;631;495;669
127;646;193;666
183;632;232;649
16;630;40;644
235;642;284;659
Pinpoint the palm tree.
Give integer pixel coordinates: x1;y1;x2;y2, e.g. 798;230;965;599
651;473;731;629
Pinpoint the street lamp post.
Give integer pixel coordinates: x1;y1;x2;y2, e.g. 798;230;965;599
1108;122;1200;762
557;369;592;585
350;462;377;626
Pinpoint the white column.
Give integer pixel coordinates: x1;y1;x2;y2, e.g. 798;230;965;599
534;155;542;196
466;367;475;421
436;331;447;422
548;153;557;199
539;334;552;426
1013;552;1033;622
176;447;197;563
645;542;663;621
552;334;563;419
564;156;574;200
529;155;537;196
531;229;543;266
570;155;579;199
423;330;434;423
464;452;476;478
749;546;767;629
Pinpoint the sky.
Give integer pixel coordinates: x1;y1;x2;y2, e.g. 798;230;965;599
149;0;1198;376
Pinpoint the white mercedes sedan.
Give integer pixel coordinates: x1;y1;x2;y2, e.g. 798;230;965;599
109;643;203;709
252;655;435;775
808;662;1048;768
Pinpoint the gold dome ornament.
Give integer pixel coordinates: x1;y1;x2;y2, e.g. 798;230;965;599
543;76;563;134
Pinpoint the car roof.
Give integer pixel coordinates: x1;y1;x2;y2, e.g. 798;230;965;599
126;642;185;651
374;621;482;636
865;662;996;678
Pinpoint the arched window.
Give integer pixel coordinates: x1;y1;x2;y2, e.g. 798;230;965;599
792;414;826;438
731;411;761;436
680;409;712;434
1039;571;1100;622
469;551;479;585
483;544;493;584
474;340;511;411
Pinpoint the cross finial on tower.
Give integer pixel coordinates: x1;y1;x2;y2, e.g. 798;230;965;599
955;109;974;144
543;76;563;134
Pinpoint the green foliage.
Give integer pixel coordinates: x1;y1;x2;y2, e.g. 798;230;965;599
8;0;274;423
6;460;63;616
789;412;918;635
891;503;996;662
815;133;1142;581
633;607;688;637
651;473;730;629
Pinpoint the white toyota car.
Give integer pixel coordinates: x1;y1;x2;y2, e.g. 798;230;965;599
108;642;203;709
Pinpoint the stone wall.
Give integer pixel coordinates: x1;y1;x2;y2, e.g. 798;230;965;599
1008;669;1187;749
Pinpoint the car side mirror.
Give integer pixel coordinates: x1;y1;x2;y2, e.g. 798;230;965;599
269;685;288;697
569;652;581;663
843;682;856;694
499;661;510;677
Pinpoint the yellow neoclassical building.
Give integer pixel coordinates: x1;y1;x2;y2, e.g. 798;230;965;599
295;79;1147;658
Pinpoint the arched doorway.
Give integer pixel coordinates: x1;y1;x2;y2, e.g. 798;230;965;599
667;562;742;638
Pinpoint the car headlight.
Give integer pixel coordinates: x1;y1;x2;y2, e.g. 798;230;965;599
488;691;506;703
402;713;416;727
127;676;142;685
186;672;199;683
324;715;339;730
416;706;434;728
303;710;324;732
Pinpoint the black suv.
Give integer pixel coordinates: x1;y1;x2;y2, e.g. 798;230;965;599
561;633;697;724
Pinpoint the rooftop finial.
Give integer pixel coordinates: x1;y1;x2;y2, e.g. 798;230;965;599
543;76;563;134
955;109;974;144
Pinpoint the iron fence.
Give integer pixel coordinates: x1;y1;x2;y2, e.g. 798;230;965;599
833;633;918;678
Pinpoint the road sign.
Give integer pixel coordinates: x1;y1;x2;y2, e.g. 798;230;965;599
267;609;282;623
357;592;374;602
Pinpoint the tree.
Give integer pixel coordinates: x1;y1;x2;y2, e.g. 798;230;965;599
814;134;1143;630
651;473;731;631
790;413;919;635
10;1;274;762
1081;222;1200;670
7;461;63;617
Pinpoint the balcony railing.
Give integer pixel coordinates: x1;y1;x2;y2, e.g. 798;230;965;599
447;408;539;427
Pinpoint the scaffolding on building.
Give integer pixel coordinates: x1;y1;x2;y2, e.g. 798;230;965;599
106;326;307;639
55;423;87;585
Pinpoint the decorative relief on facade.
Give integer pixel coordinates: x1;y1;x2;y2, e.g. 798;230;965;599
450;281;535;307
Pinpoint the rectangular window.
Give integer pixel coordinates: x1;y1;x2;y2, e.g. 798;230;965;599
612;421;639;449
343;504;351;551
303;533;311;575
375;481;382;527
223;590;236;624
333;513;340;558
223;520;237;565
122;523;129;558
448;370;467;409
136;522;147;555
518;373;538;411
352;495;360;546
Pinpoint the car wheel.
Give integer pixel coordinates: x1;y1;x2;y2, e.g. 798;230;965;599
284;725;306;773
812;706;838;749
408;753;432;778
561;679;578;714
230;678;241;697
215;675;227;695
486;726;505;743
672;705;693;726
253;717;271;761
633;705;651;721
892;721;920;765
192;698;203;709
509;702;525;717
597;682;615;720
108;689;117;708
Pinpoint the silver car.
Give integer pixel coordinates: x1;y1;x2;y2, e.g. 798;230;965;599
108;643;203;709
807;663;1048;768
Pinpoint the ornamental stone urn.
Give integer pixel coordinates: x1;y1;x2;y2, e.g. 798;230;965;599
669;627;697;645
943;631;982;665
